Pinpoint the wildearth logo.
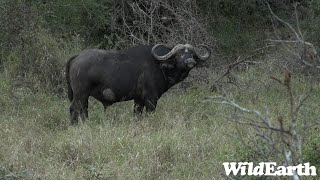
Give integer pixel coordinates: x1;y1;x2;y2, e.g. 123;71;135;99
223;162;317;176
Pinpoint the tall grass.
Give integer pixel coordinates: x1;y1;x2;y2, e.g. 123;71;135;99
0;59;319;179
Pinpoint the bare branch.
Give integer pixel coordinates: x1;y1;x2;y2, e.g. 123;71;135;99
293;2;304;40
266;1;320;69
266;2;302;43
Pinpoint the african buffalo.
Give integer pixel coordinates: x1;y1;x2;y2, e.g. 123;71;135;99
66;44;211;124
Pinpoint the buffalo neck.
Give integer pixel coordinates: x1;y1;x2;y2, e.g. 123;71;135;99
161;67;190;89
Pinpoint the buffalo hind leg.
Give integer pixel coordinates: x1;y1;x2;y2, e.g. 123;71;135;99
134;99;144;116
102;101;112;112
145;98;158;113
69;96;89;125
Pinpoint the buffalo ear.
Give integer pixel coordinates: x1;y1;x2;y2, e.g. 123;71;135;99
160;63;174;69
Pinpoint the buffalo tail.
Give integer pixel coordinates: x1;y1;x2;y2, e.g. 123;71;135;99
65;55;78;102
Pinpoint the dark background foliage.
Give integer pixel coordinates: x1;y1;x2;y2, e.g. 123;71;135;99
1;0;320;93
0;1;319;178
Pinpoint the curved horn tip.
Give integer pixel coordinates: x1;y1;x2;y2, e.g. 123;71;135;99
195;44;211;61
151;44;165;60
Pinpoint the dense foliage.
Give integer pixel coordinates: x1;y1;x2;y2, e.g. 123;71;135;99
1;0;320;93
0;0;319;179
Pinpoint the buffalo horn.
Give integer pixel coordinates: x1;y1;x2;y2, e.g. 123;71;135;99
194;44;211;61
152;44;185;61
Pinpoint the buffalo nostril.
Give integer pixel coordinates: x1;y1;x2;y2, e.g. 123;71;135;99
187;63;194;68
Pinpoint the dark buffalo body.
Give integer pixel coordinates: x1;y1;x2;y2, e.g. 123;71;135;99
66;44;211;124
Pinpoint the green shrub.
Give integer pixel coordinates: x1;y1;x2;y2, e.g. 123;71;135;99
5;29;83;94
35;0;114;47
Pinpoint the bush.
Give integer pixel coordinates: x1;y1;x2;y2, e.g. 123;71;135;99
4;29;83;94
35;0;114;47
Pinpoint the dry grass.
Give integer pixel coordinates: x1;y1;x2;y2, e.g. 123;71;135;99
0;56;319;179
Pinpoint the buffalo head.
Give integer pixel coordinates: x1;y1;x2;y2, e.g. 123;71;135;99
151;44;211;69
